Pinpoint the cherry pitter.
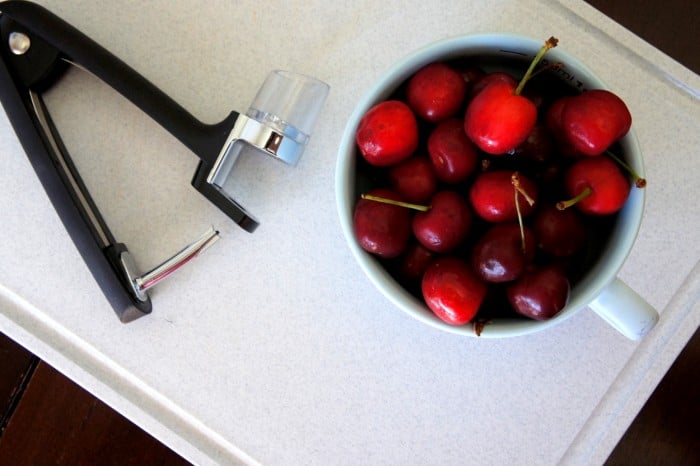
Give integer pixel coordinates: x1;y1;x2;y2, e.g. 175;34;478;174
0;1;330;322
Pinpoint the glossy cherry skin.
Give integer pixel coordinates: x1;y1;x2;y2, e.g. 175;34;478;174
545;96;581;158
507;265;570;320
388;155;438;203
545;96;569;136
427;118;479;184
563;156;630;215
356;100;418;166
468;71;518;99
353;189;412;258
469;170;538;222
464;81;538;155
532;204;587;257
561;89;632;156
407;62;467;122
413;191;472;253
471;223;536;283
422;257;487;325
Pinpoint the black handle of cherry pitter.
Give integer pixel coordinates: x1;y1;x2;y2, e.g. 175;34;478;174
0;0;237;165
0;1;252;322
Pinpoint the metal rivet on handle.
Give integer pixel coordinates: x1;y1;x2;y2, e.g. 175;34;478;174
8;31;31;55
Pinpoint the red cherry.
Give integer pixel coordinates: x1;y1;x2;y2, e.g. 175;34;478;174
511;124;556;162
464;37;558;155
559;157;630;215
427;118;479;184
545;97;582;157
544;96;569;135
469;170;538;222
507;265;570;320
406;62;467;122
422;257;487;325
471;223;536;283
413;191;472;253
560;90;632;156
456;65;486;94
356;100;418;166
464;81;537;155
532;204;587;257
388;155;438;203
353;189;412;258
396;242;436;283
468;71;518;98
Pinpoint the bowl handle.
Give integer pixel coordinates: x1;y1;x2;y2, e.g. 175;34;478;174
589;277;659;340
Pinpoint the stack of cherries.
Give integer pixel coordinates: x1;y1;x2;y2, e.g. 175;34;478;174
352;37;646;330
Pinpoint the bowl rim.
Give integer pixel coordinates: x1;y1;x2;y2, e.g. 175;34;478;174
335;33;646;338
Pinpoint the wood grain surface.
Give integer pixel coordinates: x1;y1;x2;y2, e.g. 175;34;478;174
0;352;190;466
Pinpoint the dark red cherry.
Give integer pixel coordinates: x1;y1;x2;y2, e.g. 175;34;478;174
406;62;467;122
532;204;587;257
507;265;570;320
427;118;479;184
455;65;486;94
511;124;556;162
413;191;472;253
561;89;632;156
353;188;412;258
545;96;582;158
471;223;536;283
396;242;435;284
388;155;438;203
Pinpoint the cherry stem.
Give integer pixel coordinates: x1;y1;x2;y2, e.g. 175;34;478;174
556;187;592;210
514;36;558;96
514;188;527;254
361;194;431;211
606;150;647;188
511;172;533;254
511;172;536;206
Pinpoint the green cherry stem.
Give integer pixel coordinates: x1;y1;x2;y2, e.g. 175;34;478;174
514;36;559;96
606;150;647;188
361;194;431;211
556;187;592;210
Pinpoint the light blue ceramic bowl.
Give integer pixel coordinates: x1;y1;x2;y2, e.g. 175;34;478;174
336;34;656;339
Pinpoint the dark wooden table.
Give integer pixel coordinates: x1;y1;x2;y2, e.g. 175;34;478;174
1;1;699;464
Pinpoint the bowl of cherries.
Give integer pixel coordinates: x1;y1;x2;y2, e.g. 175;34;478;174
336;34;658;338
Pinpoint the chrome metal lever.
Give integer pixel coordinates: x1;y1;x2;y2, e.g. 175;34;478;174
119;227;220;302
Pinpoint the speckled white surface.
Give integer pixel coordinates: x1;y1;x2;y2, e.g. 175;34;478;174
0;1;698;465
